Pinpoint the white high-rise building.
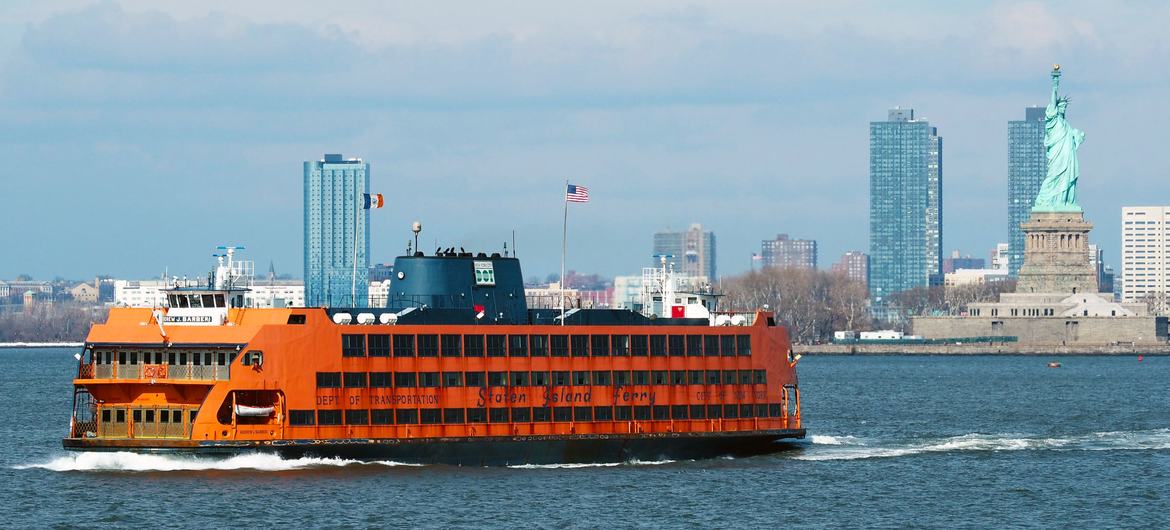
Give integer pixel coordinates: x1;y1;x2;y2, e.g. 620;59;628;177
1121;206;1170;315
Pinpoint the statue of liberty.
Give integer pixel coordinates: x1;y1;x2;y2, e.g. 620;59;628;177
1033;64;1085;212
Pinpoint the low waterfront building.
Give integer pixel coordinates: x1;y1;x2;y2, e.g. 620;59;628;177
70;283;99;304
944;268;1009;287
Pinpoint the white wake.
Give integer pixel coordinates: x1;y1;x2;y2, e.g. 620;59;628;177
796;429;1170;461
14;452;423;472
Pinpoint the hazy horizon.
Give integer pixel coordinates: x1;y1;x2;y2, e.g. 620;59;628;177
2;1;1168;282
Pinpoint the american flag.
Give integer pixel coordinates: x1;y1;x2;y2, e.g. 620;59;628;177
566;184;589;203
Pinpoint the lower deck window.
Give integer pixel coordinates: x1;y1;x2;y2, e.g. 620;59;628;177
372;409;394;425
489;408;510;423
690;405;706;419
289;410;315;425
318;410;342;426
467;408;487;423
443;408;464;423
345;410;369;425
553;407;572;422
396;409;419;424
512;407;531;422
574;407;592;421
532;407;551;422
615;406;632;420
594;406;613;421
671;405;688;420
420;409;441;424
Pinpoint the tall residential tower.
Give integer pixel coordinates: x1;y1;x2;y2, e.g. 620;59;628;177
1122;206;1170;315
869;108;942;310
653;223;716;280
1007;106;1046;276
760;234;817;270
304;154;371;307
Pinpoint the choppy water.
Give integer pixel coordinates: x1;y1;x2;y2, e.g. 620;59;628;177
3;349;1169;528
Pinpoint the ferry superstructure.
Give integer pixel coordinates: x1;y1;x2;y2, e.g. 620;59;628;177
65;248;803;465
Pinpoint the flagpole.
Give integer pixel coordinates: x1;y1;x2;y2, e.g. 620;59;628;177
560;180;568;325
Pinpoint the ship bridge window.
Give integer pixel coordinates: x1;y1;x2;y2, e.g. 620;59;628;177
508;335;528;357
175;296;189;308
342;334;366;357
441;335;462;357
202;295;215;308
668;335;685;356
591;335;610;356
368;334;390;357
686;336;703;356
418;334;439;357
721;336;736;356
550;335;568;357
572;335;590;357
529;335;548;356
287;314;306;325
316;372;341;388
393;334;415;357
215;294;225;307
650;335;667;356
737;336;752;356
464;335;485;357
188;295;200;308
705;336;721;356
487;335;506;357
289;410;315;426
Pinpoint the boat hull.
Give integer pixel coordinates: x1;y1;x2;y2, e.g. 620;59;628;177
63;429;806;465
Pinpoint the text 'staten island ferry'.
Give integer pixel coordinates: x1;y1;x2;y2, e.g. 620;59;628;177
64;246;804;465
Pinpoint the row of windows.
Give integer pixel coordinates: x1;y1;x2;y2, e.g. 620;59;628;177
100;408;198;424
317;369;768;388
95;350;235;366
289;403;786;426
341;334;752;358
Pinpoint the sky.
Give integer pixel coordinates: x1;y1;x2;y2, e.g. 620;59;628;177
1;0;1168;282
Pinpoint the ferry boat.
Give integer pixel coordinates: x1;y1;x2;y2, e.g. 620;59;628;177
64;247;804;465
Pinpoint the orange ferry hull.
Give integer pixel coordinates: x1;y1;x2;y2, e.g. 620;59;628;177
64;429;804;465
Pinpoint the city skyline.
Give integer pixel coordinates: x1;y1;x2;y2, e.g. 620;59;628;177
2;2;1168;282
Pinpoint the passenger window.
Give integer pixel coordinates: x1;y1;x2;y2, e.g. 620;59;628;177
443;372;464;387
571;335;590;357
592;371;611;385
395;373;417;388
487;335;506;357
550;335;569;357
721;336;736;356
417;334;439;357
440;334;461;357
591;335;611;356
686;336;703;356
488;371;507;387
393;335;415;357
705;336;720;356
464;335;485;357
509;335;528;357
650;335;667;356
465;371;485;387
342;372;366;388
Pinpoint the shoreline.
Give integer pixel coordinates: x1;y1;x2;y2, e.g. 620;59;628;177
0;342;84;349
798;343;1170;356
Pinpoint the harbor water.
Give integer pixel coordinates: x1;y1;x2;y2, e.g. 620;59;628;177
2;348;1168;528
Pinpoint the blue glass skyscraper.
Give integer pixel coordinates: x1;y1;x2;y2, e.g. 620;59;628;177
304;154;370;307
869;108;942;313
1007;106;1046;277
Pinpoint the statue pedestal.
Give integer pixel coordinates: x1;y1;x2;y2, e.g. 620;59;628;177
1016;211;1098;295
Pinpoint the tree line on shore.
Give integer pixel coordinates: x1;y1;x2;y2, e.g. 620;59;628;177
0;304;108;342
721;267;1013;344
